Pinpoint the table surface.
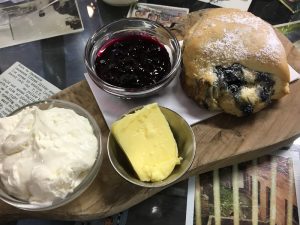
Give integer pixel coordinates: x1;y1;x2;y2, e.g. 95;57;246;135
0;0;300;224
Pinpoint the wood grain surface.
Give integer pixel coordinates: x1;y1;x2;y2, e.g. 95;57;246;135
0;11;300;222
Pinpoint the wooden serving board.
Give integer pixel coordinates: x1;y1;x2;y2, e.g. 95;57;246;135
1;11;300;222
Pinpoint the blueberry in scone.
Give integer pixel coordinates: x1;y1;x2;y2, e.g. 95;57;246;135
181;8;290;116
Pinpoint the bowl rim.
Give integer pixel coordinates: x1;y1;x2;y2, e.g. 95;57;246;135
84;17;182;98
0;99;103;211
107;104;196;188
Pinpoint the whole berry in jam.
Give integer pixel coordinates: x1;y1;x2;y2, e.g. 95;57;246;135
95;34;171;88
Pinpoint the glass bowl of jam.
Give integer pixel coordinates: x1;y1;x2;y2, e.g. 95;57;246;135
84;18;182;98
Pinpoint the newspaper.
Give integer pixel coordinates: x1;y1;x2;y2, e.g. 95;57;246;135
189;143;300;225
0;0;83;49
127;3;189;27
0;62;60;117
197;0;253;11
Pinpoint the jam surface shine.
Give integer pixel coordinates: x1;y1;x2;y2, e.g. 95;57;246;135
95;34;171;88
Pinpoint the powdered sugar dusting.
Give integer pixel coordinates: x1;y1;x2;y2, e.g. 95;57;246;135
201;17;282;64
216;13;264;30
255;29;282;63
203;29;248;63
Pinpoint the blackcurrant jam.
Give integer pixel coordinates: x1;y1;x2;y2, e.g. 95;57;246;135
94;34;171;88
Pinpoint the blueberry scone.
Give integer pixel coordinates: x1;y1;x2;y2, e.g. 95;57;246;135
182;8;290;116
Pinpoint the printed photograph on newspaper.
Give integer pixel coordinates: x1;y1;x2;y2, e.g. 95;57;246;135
193;143;300;225
127;3;189;27
0;0;83;48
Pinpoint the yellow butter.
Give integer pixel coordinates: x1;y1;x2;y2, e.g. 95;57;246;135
111;103;181;182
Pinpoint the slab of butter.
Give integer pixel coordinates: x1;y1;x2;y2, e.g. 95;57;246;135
111;103;181;182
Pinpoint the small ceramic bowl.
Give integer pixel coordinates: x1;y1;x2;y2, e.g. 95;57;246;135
107;105;195;188
84;18;182;98
0;99;103;211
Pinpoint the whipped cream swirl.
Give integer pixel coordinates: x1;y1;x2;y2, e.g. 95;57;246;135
0;106;98;205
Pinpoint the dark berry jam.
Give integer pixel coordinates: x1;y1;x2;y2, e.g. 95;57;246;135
95;34;171;88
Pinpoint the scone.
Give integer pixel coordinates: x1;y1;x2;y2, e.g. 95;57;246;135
182;8;290;116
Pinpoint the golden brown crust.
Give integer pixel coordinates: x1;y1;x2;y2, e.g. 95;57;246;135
182;8;290;116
